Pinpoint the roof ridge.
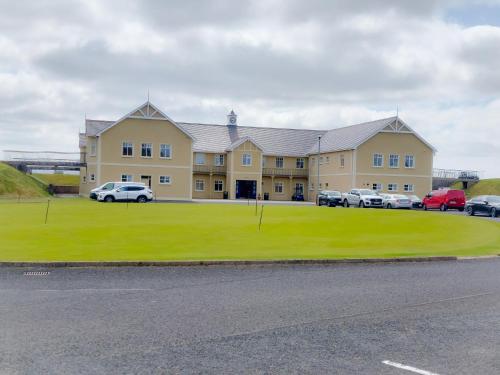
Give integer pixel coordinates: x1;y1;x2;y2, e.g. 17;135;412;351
178;121;328;133
326;116;397;132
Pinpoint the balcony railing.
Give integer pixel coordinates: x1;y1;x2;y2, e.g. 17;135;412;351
262;168;309;177
193;165;227;174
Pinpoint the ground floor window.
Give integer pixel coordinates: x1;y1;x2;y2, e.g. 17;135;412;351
195;179;205;191
372;183;382;191
388;183;398;192
159;176;171;184
121;174;132;182
90;174;95;182
274;182;283;193
82;175;87;183
295;183;304;194
214;180;223;192
404;183;414;192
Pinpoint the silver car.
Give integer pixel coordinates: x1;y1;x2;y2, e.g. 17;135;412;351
382;194;412;209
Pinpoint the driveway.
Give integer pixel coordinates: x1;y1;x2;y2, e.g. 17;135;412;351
1;260;499;374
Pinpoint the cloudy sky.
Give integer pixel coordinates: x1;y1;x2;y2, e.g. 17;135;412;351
1;0;499;176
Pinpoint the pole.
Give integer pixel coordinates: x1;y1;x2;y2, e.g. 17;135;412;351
255;195;258;216
317;136;321;205
44;199;50;224
258;204;264;231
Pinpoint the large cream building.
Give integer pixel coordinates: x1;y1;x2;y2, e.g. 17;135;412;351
79;102;435;201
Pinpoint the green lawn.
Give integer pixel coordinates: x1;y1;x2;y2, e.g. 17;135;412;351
1;199;499;262
33;173;80;186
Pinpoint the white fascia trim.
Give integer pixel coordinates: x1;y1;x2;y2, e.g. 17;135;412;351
95;101;195;140
357;173;432;178
226;136;265;152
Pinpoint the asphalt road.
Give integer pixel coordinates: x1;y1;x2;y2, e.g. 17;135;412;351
1;260;499;374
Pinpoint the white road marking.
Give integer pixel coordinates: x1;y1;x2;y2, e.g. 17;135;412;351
24;271;50;276
382;360;440;375
37;288;153;292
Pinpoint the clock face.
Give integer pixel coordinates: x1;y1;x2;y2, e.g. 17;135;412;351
230;116;236;124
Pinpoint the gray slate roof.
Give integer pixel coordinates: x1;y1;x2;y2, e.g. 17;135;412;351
83;115;411;156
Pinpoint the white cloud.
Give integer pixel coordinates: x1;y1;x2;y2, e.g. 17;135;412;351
0;0;499;177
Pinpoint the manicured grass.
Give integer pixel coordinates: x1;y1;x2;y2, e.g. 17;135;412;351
1;199;499;262
0;163;48;198
451;178;500;198
33;173;80;186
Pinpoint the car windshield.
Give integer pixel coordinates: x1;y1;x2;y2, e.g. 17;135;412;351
359;189;376;195
327;191;341;197
486;196;500;203
100;183;114;190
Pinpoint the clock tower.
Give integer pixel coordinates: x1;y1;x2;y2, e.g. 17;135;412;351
227;110;237;126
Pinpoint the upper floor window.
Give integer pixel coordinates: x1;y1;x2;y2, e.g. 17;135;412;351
122;142;133;157
319;156;324;165
389;154;400;168
195;153;206;165
340;154;345;168
373;153;383;167
276;157;284;168
405;155;415;168
141;143;152;158
214;154;224;166
160;144;171;159
296;158;305;169
90;140;96;156
242;153;252;166
326;156;330;164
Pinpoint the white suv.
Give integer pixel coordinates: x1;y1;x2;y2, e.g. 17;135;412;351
89;181;145;200
97;184;153;203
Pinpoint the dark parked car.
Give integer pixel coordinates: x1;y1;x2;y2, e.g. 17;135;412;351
465;195;500;217
318;190;342;207
292;193;304;201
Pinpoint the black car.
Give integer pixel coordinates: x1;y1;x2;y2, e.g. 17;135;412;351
465;195;500;217
318;190;342;207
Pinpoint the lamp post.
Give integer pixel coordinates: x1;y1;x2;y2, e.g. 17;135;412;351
317;136;321;205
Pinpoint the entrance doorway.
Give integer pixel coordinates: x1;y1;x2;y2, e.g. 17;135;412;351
236;180;257;199
140;175;152;188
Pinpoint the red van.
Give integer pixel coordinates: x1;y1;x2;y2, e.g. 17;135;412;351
422;189;466;211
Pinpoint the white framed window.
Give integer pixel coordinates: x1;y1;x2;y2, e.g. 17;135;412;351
141;143;152;158
90;139;96;156
405;155;415;168
319;156;324;165
389;154;400;168
82;175;87;183
326;156;330;164
275;157;284;168
214;154;224;166
388;183;398;192
296;158;305;169
274;182;283;193
340;154;345;168
121;174;132;182
159;176;171;185
372;183;382;191
195;153;206;165
90;174;95;182
295;183;304;194
122;142;133;157
195;179;205;191
242;153;252;166
214;180;223;192
373;153;383;167
325;182;329;188
404;184;414;192
309;182;314;191
160;144;171;159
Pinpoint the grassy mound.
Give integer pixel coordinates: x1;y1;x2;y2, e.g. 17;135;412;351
33;173;80;186
0;199;499;261
451;178;500;197
0;163;48;198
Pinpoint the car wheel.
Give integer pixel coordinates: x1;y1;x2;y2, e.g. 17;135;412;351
387;203;392;209
423;204;428;211
137;195;147;203
492;208;497;218
104;195;114;203
440;204;448;211
466;206;474;216
344;200;349;208
359;201;365;208
458;207;464;212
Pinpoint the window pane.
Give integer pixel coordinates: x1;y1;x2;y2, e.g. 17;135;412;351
160;144;171;158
